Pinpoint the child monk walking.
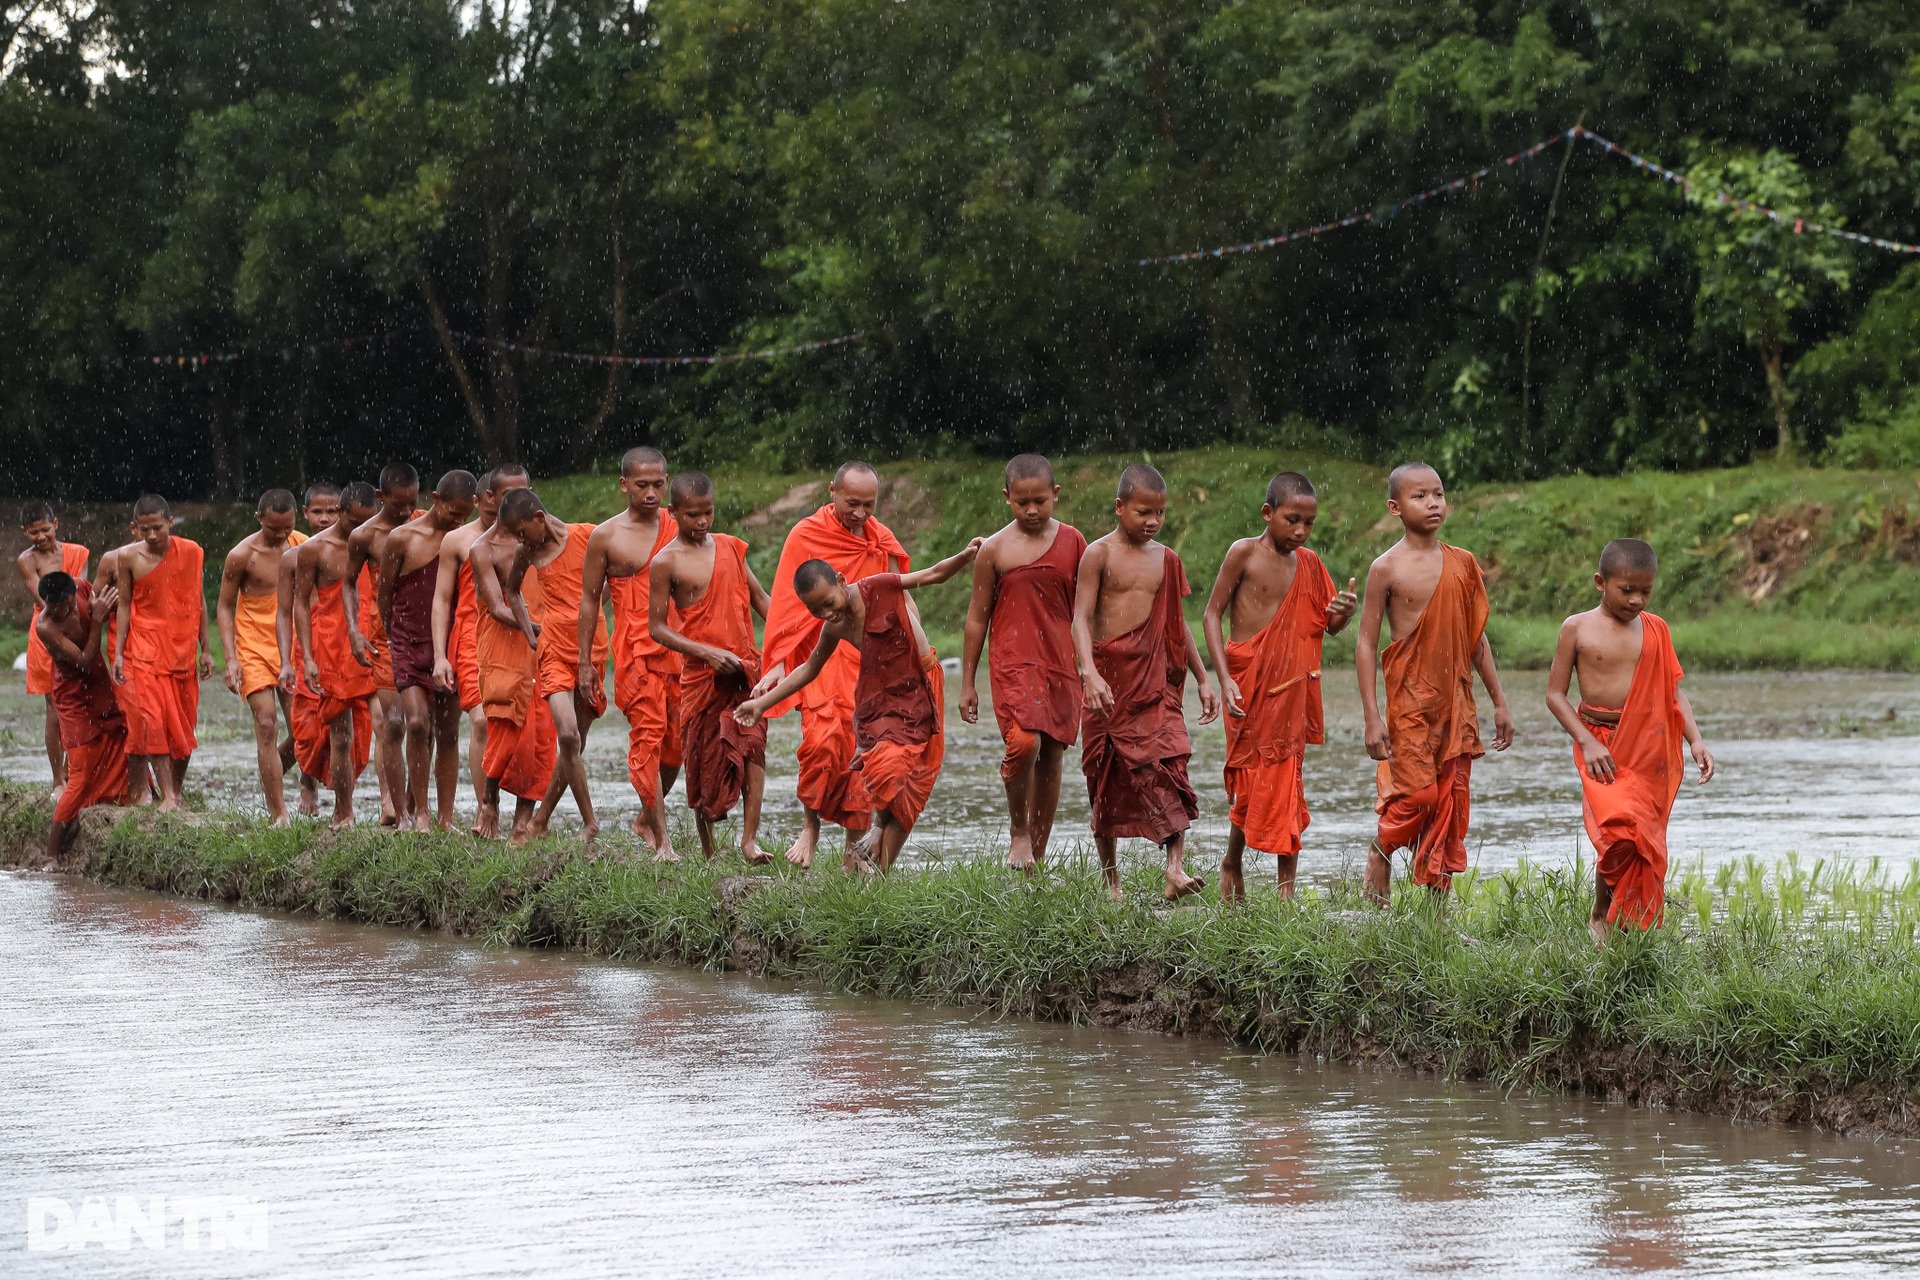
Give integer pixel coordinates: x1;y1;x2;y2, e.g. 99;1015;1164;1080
649;472;772;863
293;483;381;827
430;468;503;829
344;462;422;825
1073;464;1220;901
382;470;478;831
276;483;342;817
1202;472;1358;900
738;538;982;872
18;504;89;797
34;572;126;864
580;447;683;857
498;488;609;845
959;455;1085;872
218;489;307;825
1355;463;1515;902
1546;539;1715;942
92;520;152;804
112;495;211;813
464;468;551;840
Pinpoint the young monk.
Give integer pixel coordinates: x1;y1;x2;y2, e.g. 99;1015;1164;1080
1073;464;1220;901
464;467;550;839
958;454;1085;871
498;488;609;845
112;495;211;812
1546;539;1716;941
344;462;421;825
739;538;982;872
1202;473;1359;901
18;503;90;797
650;472;772;863
1355;463;1515;902
34;572;126;864
92;520;152;804
217;489;307;825
275;483;342;817
382;470;478;831
759;461;910;867
293;483;381;827
580;447;683;857
430;468;499;830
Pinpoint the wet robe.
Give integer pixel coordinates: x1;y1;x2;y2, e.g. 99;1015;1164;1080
123;537;205;760
1081;549;1199;843
763;505;909;831
988;523;1085;779
355;564;394;690
1374;544;1488;891
610;514;684;810
452;558;481;712
850;574;944;833
388;556;441;693
479;566;554;802
1223;548;1335;858
293;578;373;783
1577;613;1687;930
25;542;90;696
531;524;609;720
677;534;766;820
234;532;307;698
48;581;127;823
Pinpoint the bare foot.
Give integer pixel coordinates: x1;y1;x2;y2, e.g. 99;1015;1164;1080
1006;832;1035;872
1162;868;1205;901
297;779;319;817
1219;865;1244;904
270;814;291;830
785;830;817;869
652;845;681;864
156;796;182;814
629;813;649;840
410;814;433;833
329;813;354;831
581;821;599;852
512;818;547;847
1105;878;1123;902
1588;918;1611;949
472;802;500;840
743;842;772;866
379;812;400;829
844;831;879;876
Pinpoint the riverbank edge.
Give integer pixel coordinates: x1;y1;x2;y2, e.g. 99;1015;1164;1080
4;783;1916;1141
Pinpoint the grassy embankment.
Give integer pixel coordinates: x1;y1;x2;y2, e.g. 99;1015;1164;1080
5;780;1917;1137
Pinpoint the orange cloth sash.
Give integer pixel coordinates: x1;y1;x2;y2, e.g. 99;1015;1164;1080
988;522;1085;748
477;564;554;800
484;696;556;801
294;577;374;782
124;537;204;759
677;534;767;819
55;732;128;823
25;542;89;695
356;568;393;690
533;523;608;715
452;558;481;710
611;515;683;807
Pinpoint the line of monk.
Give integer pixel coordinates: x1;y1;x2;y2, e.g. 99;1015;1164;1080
20;454;1716;937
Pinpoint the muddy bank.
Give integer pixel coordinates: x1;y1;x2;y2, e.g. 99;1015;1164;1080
4;782;1917;1141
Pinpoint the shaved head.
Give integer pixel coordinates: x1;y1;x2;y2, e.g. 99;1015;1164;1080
832;460;878;487
498;488;545;526
436;470;478;502
341;481;378;512
1004;453;1055;489
490;464;530;492
133;493;170;519
379;462;419;493
1387;462;1441;501
1265;472;1315;507
1599;538;1658;578
793;558;838;593
256;488;296;516
621;446;668;476
1117;464;1166;502
303;482;341;506
19;501;55;526
670;471;713;505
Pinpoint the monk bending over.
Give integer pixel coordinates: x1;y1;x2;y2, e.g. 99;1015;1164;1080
1073;464;1220;901
383;470;478;831
959;454;1086;873
464;467;550;840
1203;472;1357;901
112;494;211;813
293;483;381;827
218;489;308;825
35;572;126;864
17;503;89;799
344;462;422;826
740;538;981;872
1546;539;1715;943
649;472;771;863
431;468;504;831
92;521;152;804
1355;463;1515;903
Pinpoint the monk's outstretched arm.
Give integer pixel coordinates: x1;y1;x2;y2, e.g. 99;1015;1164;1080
735;630;838;726
1070;543;1113;715
1201;541;1247;717
1471;632;1516;750
1355;558;1390;760
1545;618;1612;782
216;546;246;693
430;536;461;691
957;541;997;725
899;538;982;592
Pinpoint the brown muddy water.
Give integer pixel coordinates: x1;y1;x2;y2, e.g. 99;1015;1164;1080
2;669;1916;876
4;872;1918;1277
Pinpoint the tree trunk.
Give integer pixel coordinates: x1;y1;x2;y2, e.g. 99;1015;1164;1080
1762;341;1791;457
586;223;630;445
484;209;522;463
416;270;508;463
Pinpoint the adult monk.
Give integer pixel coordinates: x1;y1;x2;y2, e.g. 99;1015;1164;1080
344;462;421;825
461;467;549;839
112;494;211;813
35;572;125;864
759;461;910;868
650;472;771;863
738;538;980;872
431;468;505;829
580;447;682;857
498;488;608;845
275;483;342;817
18;504;89;797
958;454;1085;872
1355;463;1515;902
382;470;478;831
1072;465;1219;901
217;489;308;825
1201;472;1358;901
293;483;380;827
1546;539;1716;941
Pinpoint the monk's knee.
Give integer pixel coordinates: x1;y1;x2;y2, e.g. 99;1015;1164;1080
556;730;583;758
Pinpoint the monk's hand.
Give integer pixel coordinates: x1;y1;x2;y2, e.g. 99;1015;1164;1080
958;681;979;724
732;701;764;729
1197;680;1221;725
304;659;326;697
706;646;745;675
1491;704;1515;751
1363;715;1391;761
577;660;600;704
1082;671;1114;717
280;663;298;695
1221;675;1245;719
1691;740;1716;784
1327;578;1358;626
92;585;120;619
348;631;375;668
199;651;216;681
224;661;243;695
749;666;783;699
434;656;457;693
111;655;126;686
1581;737;1618;784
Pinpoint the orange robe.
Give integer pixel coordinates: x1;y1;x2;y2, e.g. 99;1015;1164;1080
124;537;204;760
234;532;307;698
763;505;910;831
1081;549;1198;843
1224;549;1335;858
1374;544;1488;890
611;514;684;809
25;542;90;695
452;558;481;711
293;578;373;783
850;574;944;833
988;523;1084;779
678;534;766;820
480;566;555;802
533;523;609;718
1577;613;1687;930
49;580;128;822
355;567;394;690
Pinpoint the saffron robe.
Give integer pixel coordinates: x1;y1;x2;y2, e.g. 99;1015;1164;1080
49;581;128;822
388;557;441;693
356;565;394;690
988;522;1085;779
850;574;944;833
533;524;609;716
479;566;554;802
25;542;90;695
677;534;766;820
452;558;481;711
124;537;204;759
234;532;306;698
610;514;684;809
293;578;373;783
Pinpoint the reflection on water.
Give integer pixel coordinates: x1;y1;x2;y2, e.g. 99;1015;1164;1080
3;873;1917;1277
